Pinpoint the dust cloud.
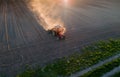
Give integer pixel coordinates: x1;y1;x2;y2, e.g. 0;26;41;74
26;0;66;30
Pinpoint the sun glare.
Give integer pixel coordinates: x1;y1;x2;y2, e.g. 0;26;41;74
64;0;68;3
62;0;74;6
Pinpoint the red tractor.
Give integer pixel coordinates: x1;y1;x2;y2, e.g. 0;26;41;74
48;25;66;40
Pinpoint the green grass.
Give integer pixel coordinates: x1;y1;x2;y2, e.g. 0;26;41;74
16;67;58;77
81;57;120;77
112;71;120;77
112;72;120;77
17;39;120;77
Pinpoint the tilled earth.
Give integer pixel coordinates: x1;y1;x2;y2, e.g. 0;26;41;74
0;0;120;76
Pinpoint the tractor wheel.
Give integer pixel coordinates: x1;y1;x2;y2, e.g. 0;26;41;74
58;35;66;40
52;31;56;36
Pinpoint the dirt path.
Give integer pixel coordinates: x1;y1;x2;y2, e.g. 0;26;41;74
102;65;120;77
70;53;120;77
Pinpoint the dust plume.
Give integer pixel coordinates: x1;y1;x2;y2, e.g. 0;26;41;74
26;0;65;30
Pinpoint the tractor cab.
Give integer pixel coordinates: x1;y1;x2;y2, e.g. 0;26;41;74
48;25;66;40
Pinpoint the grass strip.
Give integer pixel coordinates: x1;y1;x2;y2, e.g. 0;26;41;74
112;71;120;77
17;39;120;77
81;57;120;77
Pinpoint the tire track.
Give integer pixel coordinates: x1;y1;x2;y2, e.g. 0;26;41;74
4;1;10;50
18;0;52;42
11;0;28;48
7;1;17;49
18;0;44;41
0;0;4;50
